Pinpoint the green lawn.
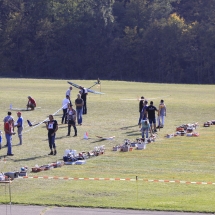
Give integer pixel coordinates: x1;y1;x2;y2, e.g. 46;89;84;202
0;78;215;212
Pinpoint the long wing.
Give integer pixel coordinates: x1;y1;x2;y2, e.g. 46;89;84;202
87;88;104;95
96;136;115;140
67;81;81;89
67;81;104;95
23;103;67;133
120;95;170;101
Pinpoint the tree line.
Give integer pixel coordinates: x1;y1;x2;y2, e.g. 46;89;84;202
0;0;215;84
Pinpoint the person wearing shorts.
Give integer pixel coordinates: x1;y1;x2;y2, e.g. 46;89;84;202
145;101;158;133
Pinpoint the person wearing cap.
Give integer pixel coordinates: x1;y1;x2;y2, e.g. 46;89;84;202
14;112;23;145
4;118;15;156
67;104;77;137
26;96;36;110
75;93;84;125
145;101;158;133
61;95;70;124
45;115;58;155
66;86;73;105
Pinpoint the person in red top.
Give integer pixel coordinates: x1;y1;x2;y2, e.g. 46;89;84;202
4;118;15;156
26;96;36;110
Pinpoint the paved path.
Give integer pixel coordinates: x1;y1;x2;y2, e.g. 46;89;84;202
0;205;214;215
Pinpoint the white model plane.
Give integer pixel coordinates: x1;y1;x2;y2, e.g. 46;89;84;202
96;136;115;140
67;79;104;95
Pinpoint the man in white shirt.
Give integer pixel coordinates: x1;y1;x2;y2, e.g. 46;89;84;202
61;95;70;124
66;86;73;104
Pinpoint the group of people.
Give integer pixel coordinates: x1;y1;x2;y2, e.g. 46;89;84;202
62;86;88;134
2;111;23;156
1;95;36;156
138;97;167;139
1;89;167;157
1;86;88;157
45;85;88;156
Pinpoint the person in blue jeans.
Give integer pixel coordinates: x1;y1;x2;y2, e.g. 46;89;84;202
75;94;84;125
0;131;2;149
14;112;23;145
138;96;144;125
45;115;58;155
4;118;15;156
141;119;153;138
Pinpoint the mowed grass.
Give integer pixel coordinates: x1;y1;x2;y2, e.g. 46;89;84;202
0;78;215;212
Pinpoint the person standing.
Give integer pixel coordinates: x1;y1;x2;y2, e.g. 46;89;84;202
61;95;70;124
145;101;158;133
67;105;77;137
0;131;3;150
3;112;14;146
66;86;73;104
4;118;15;156
142;100;148;120
46;115;58;155
138;96;144;125
14;112;23;145
141;119;153;139
79;86;88;114
75;94;84;125
157;99;166;128
3;112;14;124
27;96;36;110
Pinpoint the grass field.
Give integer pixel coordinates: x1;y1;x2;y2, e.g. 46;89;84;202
0;78;215;212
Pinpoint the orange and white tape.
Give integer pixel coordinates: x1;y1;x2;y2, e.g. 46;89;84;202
18;176;215;185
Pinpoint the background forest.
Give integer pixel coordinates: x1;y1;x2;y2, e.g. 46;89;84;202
0;0;215;84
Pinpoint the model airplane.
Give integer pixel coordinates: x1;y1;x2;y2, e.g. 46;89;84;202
67;79;104;95
23;104;67;133
27;120;44;127
10;107;41;111
120;95;170;101
96;136;115;140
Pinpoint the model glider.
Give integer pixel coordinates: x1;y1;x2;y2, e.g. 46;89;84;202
67;79;104;95
23;104;67;133
27;120;43;127
96;136;115;140
10;107;41;111
120;95;170;101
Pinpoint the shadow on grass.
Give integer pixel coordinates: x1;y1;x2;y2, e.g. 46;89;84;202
126;133;141;137
90;139;106;143
42;135;68;141
90;139;115;144
124;130;139;134
13;154;48;162
120;125;138;130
